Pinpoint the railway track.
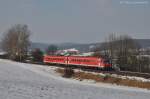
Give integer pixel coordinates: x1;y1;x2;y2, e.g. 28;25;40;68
83;69;150;79
114;71;150;79
26;61;150;79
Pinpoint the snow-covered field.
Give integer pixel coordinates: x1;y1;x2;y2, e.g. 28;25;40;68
0;59;150;99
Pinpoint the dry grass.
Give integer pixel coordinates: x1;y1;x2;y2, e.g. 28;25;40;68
56;68;150;89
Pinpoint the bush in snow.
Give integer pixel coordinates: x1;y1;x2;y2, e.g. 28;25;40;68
102;74;111;81
63;67;74;78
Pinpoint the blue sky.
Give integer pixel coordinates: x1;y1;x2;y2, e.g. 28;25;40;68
0;0;149;43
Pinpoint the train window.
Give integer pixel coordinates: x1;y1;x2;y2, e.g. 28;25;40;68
71;59;75;61
84;60;88;62
90;60;95;62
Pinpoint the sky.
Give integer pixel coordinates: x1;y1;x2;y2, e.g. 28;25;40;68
0;0;149;44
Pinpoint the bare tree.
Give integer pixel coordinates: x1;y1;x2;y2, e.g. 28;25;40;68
115;35;140;71
1;24;31;61
95;34;141;71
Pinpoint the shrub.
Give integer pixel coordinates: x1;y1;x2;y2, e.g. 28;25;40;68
31;48;43;62
63;67;74;78
102;74;111;81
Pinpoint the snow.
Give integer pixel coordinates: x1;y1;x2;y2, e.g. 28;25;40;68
111;74;150;82
63;48;79;52
0;59;150;99
77;52;94;56
0;51;7;55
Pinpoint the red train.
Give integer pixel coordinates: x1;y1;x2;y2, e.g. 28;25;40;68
44;55;112;70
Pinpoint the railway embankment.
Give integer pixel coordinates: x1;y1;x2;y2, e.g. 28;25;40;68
56;68;150;90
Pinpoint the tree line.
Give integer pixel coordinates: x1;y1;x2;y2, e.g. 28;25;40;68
93;34;150;73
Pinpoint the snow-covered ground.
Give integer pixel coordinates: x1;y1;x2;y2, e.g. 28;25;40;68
0;59;150;99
